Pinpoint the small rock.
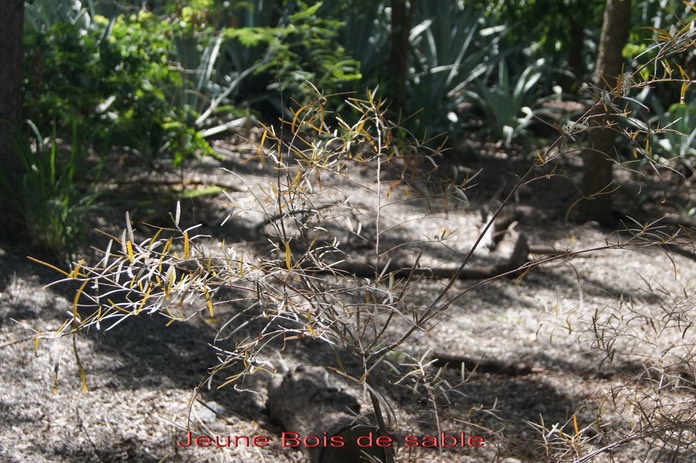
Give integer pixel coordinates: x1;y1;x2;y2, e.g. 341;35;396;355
194;400;226;422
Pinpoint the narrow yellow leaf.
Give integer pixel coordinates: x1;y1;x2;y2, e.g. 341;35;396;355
27;256;70;278
205;287;214;317
136;284;154;314
292;105;307;134
677;64;689;80
73;280;89;322
80;367;88;393
72;333;88;393
149;227;163;248
306;323;316;338
34;335;41;353
183;231;190;260
126;240;134;263
166;268;175;300
573;414;580;436
285;240;292;269
69;259;84;279
259;129;268;155
663;60;673;78
107;299;130;315
291;169;303;189
162;237;173;255
680;81;690;104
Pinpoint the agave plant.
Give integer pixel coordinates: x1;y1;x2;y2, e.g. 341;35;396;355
24;0;96;33
466;58;546;147
405;0;502;138
322;0;390;87
652;102;696;163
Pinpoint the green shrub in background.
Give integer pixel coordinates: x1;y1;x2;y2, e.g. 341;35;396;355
103;11;218;165
23;9;216;167
317;0;507;141
16;0;366;251
405;0;501;139
20;0;695;166
465;58;548;147
619;1;696;181
12;120;102;256
651;102;696;172
320;0;389;90
19;0;218;252
222;1;362;114
23;0;365;158
469;0;605;90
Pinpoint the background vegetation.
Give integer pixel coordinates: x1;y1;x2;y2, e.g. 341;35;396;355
0;1;695;462
11;0;694;249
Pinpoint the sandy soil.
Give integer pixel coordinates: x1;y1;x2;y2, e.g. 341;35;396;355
1;133;695;463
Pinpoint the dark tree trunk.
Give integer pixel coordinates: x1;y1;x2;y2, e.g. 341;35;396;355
579;0;631;225
564;19;585;90
0;0;25;241
388;0;414;113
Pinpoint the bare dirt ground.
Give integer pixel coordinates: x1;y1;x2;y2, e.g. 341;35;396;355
1;132;696;463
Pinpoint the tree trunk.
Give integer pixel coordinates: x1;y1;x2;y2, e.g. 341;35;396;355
388;0;414;114
564;19;585;90
579;0;631;225
0;0;25;241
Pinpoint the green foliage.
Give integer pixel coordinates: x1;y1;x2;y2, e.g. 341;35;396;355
320;0;389;87
653;102;696;161
624;1;695;116
23;9;215;166
617;7;696;172
402;1;502;138
223;1;362;110
13;121;101;255
466;59;547;147
475;0;604;81
104;12;217;164
24;0;96;33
